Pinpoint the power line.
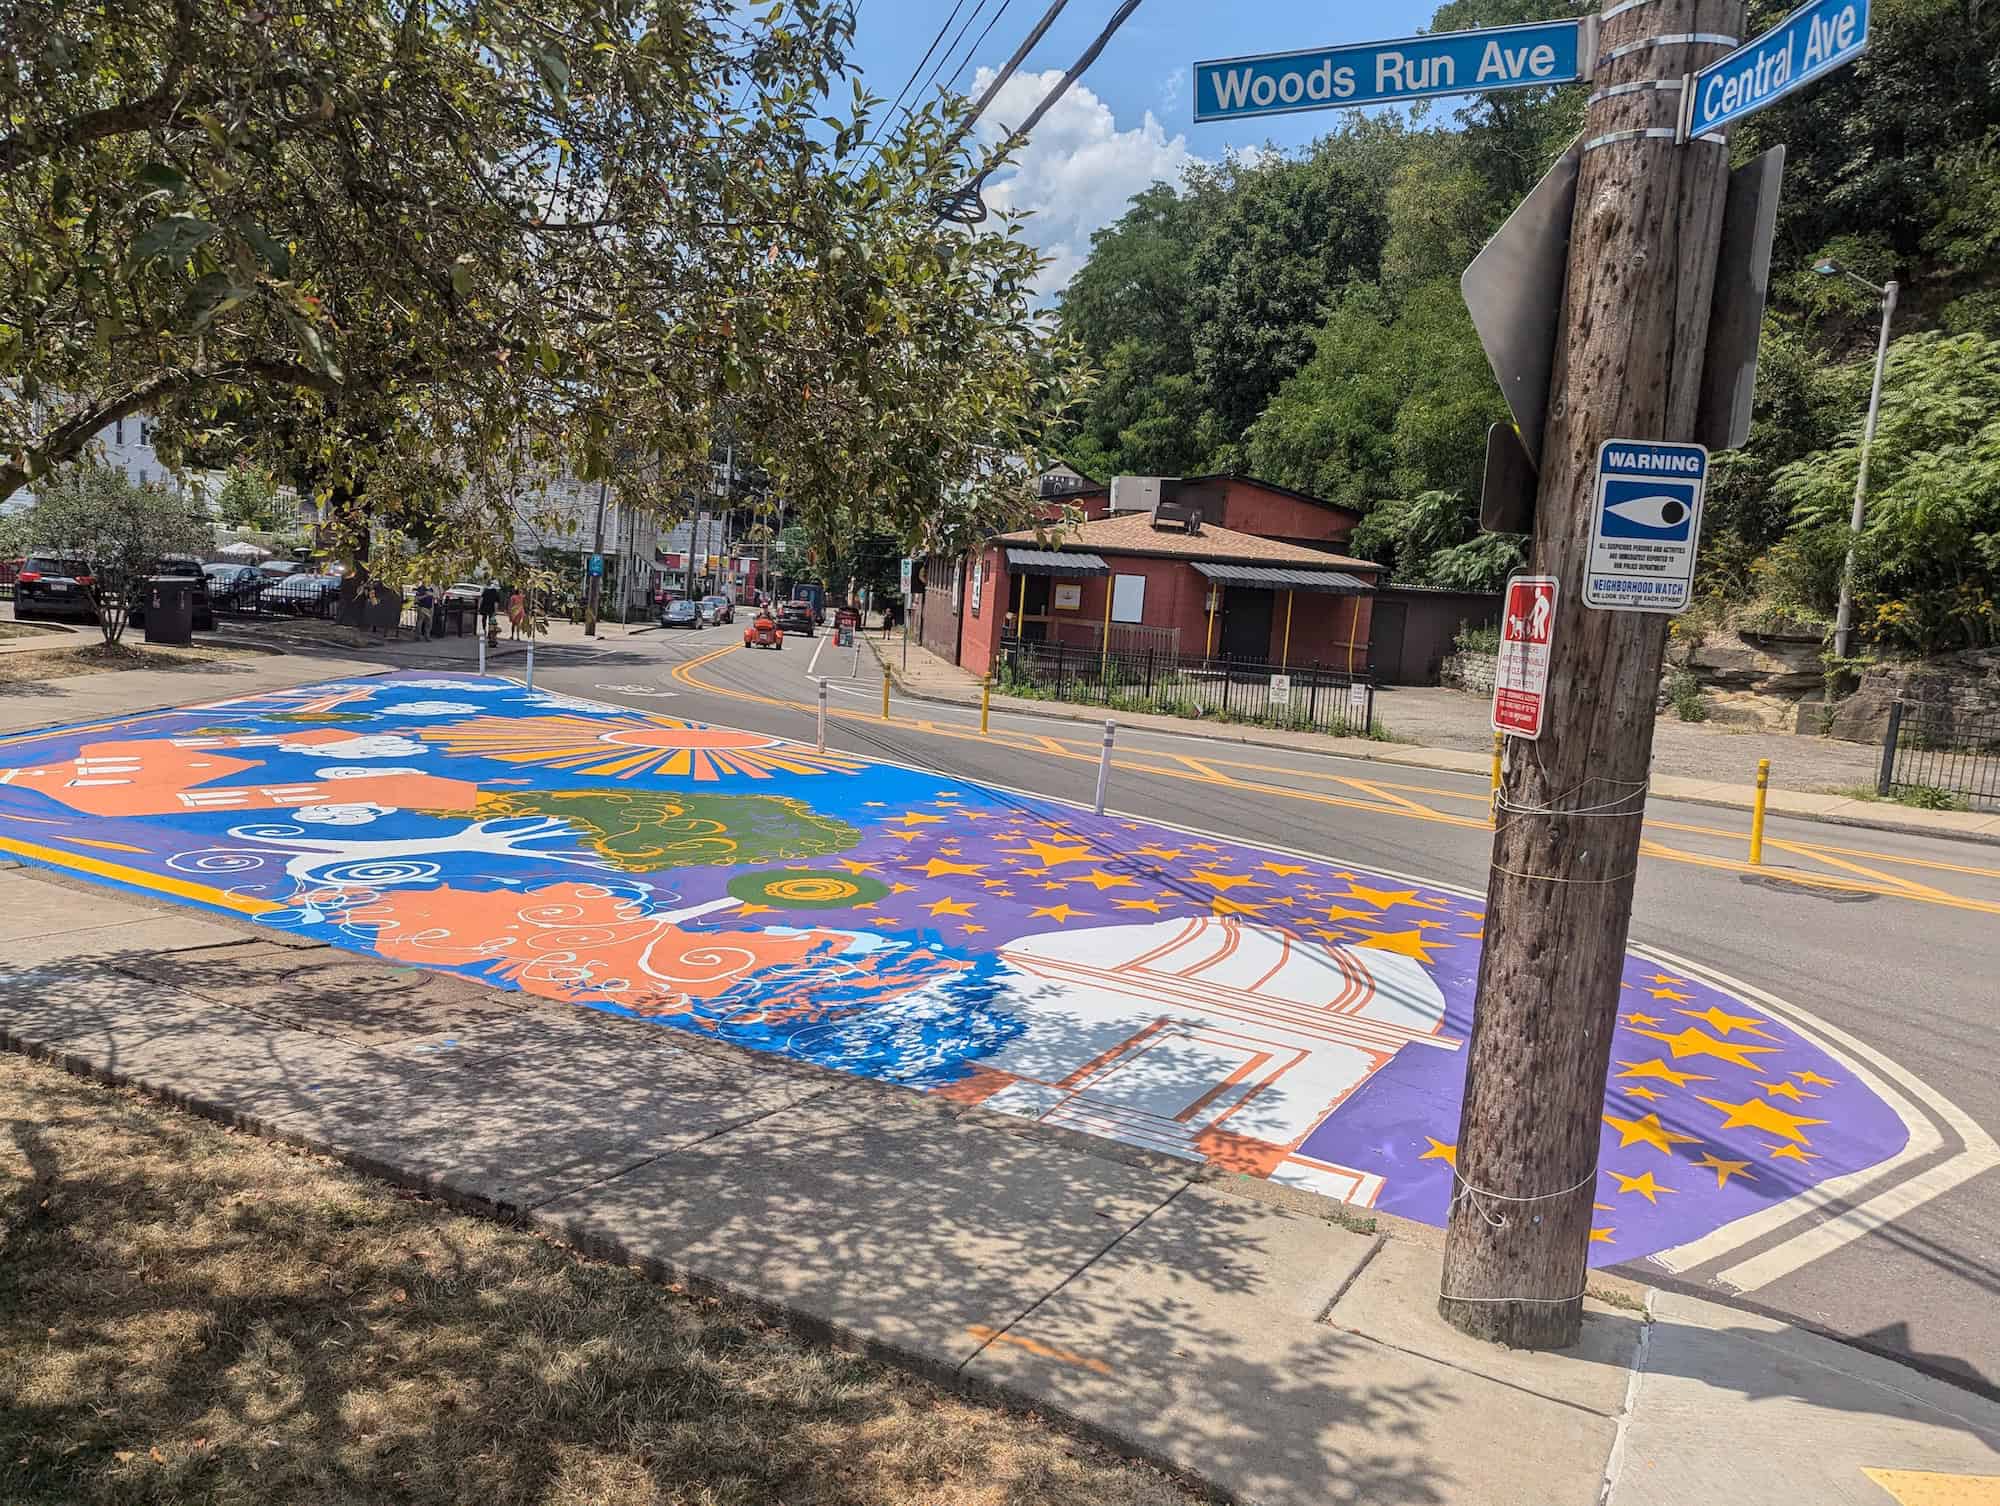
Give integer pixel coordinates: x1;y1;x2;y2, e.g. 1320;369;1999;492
950;0;1071;146
916;0;1004;111
855;0;974;174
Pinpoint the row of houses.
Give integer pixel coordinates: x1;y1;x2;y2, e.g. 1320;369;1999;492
914;469;1500;685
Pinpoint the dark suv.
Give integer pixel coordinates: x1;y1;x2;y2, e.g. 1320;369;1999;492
12;555;98;622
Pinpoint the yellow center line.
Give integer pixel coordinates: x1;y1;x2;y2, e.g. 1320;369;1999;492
670;646;1995;914
1761;837;1954;900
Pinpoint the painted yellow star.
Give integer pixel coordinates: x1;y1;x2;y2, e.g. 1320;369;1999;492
1794;1070;1838;1087
1353;928;1449;963
1189;843;1220;853
1697;1095;1827;1146
894;812;946;827
1602;1111;1700;1156
1191;869;1264;893
885;830;924;843
1037;880;1069;891
1676;1005;1778;1039
870;917;898;927
960;923;986;935
1607;1169;1678;1204
1310;929;1349;945
1260;862;1311;877
1623;1085;1665;1102
1006;838;1097;868
1320;905;1381;924
1070;868;1138;891
1757;1079;1818;1102
1622;1012;1665;1026
1629;1026;1779;1071
1690;1153;1755;1189
1028;903;1089;924
735;902;776;916
926;897;975;918
914;857;983;878
1337;883;1425;910
980;879;1008;890
1419;1137;1457;1167
1767;1143;1820;1163
836;858;880;875
1588;1227;1615;1244
889;882;916;895
1648;973;1687;986
1113;898;1166;913
1272;896;1297;908
1210;898;1268;918
1649;987;1695;1002
1135;844;1183;861
1616;1058;1714;1088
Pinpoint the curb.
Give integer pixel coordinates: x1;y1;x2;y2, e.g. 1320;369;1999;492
866;640;2000;849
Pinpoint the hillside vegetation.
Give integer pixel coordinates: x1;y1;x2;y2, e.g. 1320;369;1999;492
1050;0;2000;655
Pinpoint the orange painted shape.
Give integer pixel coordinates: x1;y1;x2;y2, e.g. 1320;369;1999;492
1193;1124;1290;1178
965;1325;1112;1377
929;1066;1018;1107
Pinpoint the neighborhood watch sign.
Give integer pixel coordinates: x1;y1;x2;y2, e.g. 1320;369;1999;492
1194;19;1590;122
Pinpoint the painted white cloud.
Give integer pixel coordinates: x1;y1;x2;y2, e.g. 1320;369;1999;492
969;67;1202;300
291;802;393;826
285;734;426;760
384;700;482;716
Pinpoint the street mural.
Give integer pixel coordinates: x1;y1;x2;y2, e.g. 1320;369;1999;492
0;673;1907;1265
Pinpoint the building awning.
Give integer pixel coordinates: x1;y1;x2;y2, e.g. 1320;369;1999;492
1194;562;1374;594
1005;548;1110;578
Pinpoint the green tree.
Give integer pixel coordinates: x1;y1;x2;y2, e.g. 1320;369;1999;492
215;463;280;531
1351;490;1523;591
22;461;209;644
1773;330;2000;653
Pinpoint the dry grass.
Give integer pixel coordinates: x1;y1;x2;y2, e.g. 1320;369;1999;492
0;640;262;686
0;1053;1197;1506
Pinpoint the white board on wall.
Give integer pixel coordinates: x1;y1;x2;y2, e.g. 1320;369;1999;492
1111;574;1145;623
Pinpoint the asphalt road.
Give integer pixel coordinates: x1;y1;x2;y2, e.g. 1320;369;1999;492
537;624;2000;1392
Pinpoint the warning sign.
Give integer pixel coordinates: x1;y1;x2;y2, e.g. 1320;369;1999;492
1493;574;1558;739
1585;438;1709;612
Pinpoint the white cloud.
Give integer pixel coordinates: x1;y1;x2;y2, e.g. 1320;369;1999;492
969;68;1202;300
1162;67;1185;113
285;734;426;760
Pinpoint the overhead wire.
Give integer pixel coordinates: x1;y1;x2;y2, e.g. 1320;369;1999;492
944;0;1020;97
854;0;976;174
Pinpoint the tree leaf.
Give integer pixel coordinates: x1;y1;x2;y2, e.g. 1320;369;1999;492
130;216;217;265
135;162;187;197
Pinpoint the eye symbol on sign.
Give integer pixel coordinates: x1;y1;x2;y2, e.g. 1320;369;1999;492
1606;494;1689;529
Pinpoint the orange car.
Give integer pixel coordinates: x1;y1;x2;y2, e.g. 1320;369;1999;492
742;613;784;649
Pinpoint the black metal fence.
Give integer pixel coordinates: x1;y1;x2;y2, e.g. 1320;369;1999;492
211;575;342;620
1877;701;2000;810
996;636;1376;737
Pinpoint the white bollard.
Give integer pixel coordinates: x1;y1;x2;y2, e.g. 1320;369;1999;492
816;677;828;752
478;629;486;676
524;637;535;690
1094;718;1115;815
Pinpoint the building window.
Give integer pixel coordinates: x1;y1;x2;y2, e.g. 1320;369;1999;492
969;559;983;616
1111;574;1146;623
140;420;152;445
951;559;962;612
114;419;124;445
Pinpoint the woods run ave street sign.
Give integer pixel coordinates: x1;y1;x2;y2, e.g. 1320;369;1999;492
1194;18;1593;123
1683;0;1870;138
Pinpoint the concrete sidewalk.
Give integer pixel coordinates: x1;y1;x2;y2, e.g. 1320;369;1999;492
3;862;1995;1506
0;643;384;735
869;634;2000;846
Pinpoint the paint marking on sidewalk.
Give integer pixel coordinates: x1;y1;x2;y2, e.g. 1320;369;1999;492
965;1324;1113;1377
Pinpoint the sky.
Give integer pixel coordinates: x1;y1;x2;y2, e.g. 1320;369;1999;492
843;0;1447;296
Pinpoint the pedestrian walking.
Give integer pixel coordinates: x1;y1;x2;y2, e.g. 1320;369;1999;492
507;586;526;640
412;582;435;639
478;581;500;645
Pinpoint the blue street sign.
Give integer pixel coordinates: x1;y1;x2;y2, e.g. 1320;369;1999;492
1684;0;1868;139
588;553;604;577
1584;440;1709;613
1194;19;1590;123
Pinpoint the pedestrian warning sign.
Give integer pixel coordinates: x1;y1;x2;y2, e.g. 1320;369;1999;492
1585;438;1708;612
1493;574;1558;739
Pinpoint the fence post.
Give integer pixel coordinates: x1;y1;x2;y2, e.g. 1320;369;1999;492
816;677;828;752
1094;719;1115;815
1750;758;1770;865
1877;700;1903;796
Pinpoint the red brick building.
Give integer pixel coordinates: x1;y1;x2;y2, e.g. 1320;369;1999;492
919;479;1379;679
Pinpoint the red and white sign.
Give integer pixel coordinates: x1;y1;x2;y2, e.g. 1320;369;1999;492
1492;574;1558;739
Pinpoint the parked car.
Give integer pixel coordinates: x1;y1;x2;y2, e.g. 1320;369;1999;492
12;554;97;622
443;581;486;606
257;558;305;577
699;594;734;625
658;598;702;629
776;599;815;637
202;562;264;609
264;572;341;614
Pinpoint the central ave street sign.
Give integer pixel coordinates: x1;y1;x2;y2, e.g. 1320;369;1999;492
1683;0;1869;138
1195;18;1593;123
1584;440;1709;613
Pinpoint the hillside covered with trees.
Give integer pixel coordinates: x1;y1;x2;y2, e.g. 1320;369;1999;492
1049;0;2000;655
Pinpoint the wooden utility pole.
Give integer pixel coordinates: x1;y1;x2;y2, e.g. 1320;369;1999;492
1439;0;1747;1349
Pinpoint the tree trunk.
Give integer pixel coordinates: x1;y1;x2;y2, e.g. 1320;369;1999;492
1438;0;1747;1349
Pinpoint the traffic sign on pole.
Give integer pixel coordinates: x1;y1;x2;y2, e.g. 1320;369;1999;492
1195;18;1594;123
1682;0;1868;140
1492;575;1558;739
1584;440;1710;613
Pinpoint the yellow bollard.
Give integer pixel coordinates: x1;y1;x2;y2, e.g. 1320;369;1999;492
1750;757;1770;865
980;676;991;735
1490;731;1503;796
882;669;891;721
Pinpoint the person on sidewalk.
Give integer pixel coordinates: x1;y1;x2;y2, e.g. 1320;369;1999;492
478;582;500;646
412;583;435;640
507;587;526;640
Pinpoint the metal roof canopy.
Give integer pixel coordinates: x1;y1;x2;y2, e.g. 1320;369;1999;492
1194;562;1374;593
1005;548;1109;578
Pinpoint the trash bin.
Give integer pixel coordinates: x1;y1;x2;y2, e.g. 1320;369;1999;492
142;575;196;645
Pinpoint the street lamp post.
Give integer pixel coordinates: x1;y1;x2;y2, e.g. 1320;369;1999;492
1814;259;1898;661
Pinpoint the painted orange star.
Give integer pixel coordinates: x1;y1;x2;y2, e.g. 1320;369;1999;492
1027;903;1089;924
1607;1169;1678;1204
1623;1085;1665;1102
914;857;983;878
1588;1227;1616;1245
1794;1070;1838;1088
1319;906;1381;924
1190;869;1264;893
926;897;975;918
1757;1079;1818;1102
1113;898;1166;913
1629;1026;1779;1072
1419;1138;1457;1167
1260;862;1310;877
1648;973;1687;986
1766;1143;1820;1163
1616;1058;1713;1088
960;923;986;935
1690;1153;1755;1189
1135;844;1183;861
1209;898;1267;918
1602;1111;1700;1156
1622;1012;1665;1027
894;812;946;827
1676;1005;1778;1040
1337;883;1427;910
1649;987;1695;1002
1069;869;1138;891
1696;1095;1827;1146
836;858;880;875
1006;838;1096;868
1354;928;1449;963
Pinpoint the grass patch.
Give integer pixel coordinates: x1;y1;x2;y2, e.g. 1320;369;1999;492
0;640;262;687
1824;782;1971;812
0;1054;1195;1506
